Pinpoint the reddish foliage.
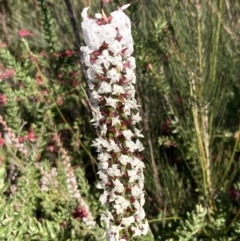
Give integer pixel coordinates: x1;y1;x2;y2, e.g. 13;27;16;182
73;207;88;219
0;132;4;146
56;97;63;106
19;29;34;37
0;67;15;81
0;94;7;106
229;188;240;201
28;129;35;141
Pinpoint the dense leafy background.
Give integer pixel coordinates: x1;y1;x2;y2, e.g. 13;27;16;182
0;0;240;240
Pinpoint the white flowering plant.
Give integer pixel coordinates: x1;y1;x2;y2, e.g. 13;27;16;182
1;0;240;240
81;4;148;241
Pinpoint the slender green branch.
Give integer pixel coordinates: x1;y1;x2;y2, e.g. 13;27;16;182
211;0;223;83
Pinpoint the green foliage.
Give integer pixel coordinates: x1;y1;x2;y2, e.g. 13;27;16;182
0;0;240;240
36;0;57;52
175;204;207;240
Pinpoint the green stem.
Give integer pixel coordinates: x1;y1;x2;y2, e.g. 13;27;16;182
211;0;223;83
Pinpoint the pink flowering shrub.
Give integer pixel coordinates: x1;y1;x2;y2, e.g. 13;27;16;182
1;0;240;240
81;5;148;240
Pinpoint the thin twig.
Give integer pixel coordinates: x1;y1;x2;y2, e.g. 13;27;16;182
63;0;90;97
136;84;163;207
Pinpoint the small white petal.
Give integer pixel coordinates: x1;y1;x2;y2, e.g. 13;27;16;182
119;154;132;165
108;40;123;55
105;96;119;109
100;124;107;136
113;179;124;193
95;13;102;19
107;164;121;176
131;185;142;197
111;115;121;126
98;81;112;94
97;152;111;162
128;169;138;182
112;84;125;95
121;216;134;227
120;4;131;11
122;130;134;140
134;128;144;138
81;7;89;18
135;139;144;151
99;192;108;205
132;112;142;124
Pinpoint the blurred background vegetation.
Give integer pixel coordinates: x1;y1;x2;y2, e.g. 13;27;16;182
1;0;240;240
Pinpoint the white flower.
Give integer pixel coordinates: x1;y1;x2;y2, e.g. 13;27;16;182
131;226;142;237
107;139;121;152
112;84;125;95
108;190;117;202
98;161;109;170
80;46;91;66
134;128;144;138
82;21;101;50
97;171;108;188
87;79;94;90
125;140;136;152
92;63;104;74
106;225;122;241
96;49;114;69
87;64;104;79
121;34;134;46
110;10;131;35
120;4;131;11
123;98;139;113
131;185;142;198
122;129;134;140
135;207;146;221
92;136;108;152
107;164;121;177
133;199;140;210
81;5;147;239
97;152;111;162
90;107;103;126
139;193;145;206
134;139;144;151
99;192;108;205
87;67;96;80
108;40;123;55
125;85;136;99
114;196;130;214
128;169;138;182
111;115;121;126
131;157;145;169
98;81;112;94
98;24;116;45
90;91;101;101
100;124;107;136
107;68;121;84
113;179;124;193
81;7;89;18
132;112;142;124
105;96;119;109
127;56;136;69
140;220;149;235
121;216;134;227
111;55;123;70
95;13;102;19
101;211;113;229
123;44;134;57
119;154;132;165
125;68;136;84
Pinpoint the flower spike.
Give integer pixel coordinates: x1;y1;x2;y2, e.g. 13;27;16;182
81;4;148;241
